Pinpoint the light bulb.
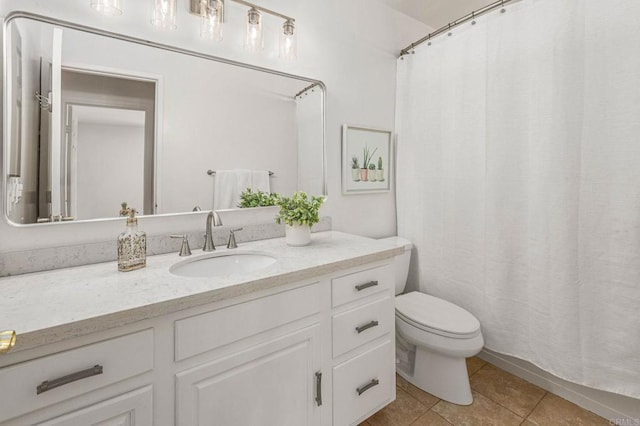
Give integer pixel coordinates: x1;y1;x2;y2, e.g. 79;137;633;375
279;19;297;61
151;0;177;30
201;0;223;42
244;7;263;52
90;0;123;16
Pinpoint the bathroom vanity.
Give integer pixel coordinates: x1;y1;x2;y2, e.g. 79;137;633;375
0;232;401;426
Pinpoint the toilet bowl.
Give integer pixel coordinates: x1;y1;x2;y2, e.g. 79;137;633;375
381;237;484;405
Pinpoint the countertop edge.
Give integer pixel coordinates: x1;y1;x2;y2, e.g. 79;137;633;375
7;244;402;355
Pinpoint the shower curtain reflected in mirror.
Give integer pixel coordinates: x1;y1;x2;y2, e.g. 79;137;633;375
396;0;640;399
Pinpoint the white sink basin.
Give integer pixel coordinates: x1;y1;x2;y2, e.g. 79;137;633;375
170;252;277;278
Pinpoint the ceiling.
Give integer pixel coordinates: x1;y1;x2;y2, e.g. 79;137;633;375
377;0;494;30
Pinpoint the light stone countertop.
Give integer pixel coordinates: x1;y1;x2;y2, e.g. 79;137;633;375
0;231;402;354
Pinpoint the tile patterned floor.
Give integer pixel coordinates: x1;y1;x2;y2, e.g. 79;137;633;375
360;357;609;426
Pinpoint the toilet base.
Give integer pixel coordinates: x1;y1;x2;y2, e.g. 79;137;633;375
398;346;473;405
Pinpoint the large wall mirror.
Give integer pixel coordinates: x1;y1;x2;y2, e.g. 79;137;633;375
3;13;325;225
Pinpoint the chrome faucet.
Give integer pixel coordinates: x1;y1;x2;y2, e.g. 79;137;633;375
170;234;192;256
226;228;243;249
203;210;223;251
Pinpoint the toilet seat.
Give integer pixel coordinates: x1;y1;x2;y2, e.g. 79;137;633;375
395;292;481;339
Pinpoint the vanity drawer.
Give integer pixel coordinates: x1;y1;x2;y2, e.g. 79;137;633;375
332;296;394;358
332;264;393;307
0;329;153;422
333;339;395;426
175;282;320;361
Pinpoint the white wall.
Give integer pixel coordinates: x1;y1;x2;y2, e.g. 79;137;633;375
0;0;429;252
76;122;145;220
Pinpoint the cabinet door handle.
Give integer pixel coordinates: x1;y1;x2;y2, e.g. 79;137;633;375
37;365;103;395
356;378;380;396
356;320;379;334
355;280;378;291
315;371;323;406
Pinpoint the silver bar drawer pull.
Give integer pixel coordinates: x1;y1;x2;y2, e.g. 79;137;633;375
315;372;323;406
355;280;378;291
356;320;379;334
357;379;380;396
37;364;104;395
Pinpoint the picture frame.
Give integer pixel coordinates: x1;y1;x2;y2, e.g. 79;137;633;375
342;124;392;194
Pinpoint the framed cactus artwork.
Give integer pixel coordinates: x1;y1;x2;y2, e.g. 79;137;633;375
341;124;392;194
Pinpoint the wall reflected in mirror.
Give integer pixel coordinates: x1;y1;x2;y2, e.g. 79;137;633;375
4;15;325;225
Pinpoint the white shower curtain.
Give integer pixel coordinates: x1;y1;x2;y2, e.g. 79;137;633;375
396;0;640;398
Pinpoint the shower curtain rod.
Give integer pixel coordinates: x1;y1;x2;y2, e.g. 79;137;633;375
399;0;517;57
295;82;320;99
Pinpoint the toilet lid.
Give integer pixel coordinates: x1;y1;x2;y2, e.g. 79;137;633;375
395;292;481;338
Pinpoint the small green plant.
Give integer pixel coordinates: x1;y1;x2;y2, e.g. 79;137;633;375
238;188;279;208
368;163;376;170
275;191;325;227
362;145;378;169
377;156;383;170
351;156;359;169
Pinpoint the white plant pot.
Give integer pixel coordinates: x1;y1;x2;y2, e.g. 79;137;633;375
285;223;312;246
351;169;360;182
377;169;384;181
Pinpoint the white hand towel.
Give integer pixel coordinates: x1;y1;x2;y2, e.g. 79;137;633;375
235;169;253;206
212;170;237;210
251;170;271;193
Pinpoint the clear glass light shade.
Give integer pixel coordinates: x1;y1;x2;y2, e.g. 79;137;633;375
151;0;178;30
200;0;224;42
279;20;297;61
90;0;123;16
244;8;263;52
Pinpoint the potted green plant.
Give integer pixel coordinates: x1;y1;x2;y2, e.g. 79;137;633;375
237;188;279;208
351;156;360;182
275;191;325;246
368;163;377;182
361;145;378;182
377;156;384;181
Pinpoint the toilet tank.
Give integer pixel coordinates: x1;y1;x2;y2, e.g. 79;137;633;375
379;236;413;295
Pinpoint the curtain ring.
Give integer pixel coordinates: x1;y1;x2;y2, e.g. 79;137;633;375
471;11;476;25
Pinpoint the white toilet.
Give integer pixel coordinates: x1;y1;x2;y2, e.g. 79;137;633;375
382;236;484;405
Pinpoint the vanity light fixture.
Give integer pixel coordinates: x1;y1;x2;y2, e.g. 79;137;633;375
244;7;263;52
279;19;296;61
199;0;224;42
90;0;123;16
189;0;296;60
152;0;178;30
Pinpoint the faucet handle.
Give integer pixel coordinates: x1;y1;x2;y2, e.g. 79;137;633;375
170;234;192;256
227;228;243;249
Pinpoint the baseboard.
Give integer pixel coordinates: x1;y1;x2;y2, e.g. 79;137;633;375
478;349;640;422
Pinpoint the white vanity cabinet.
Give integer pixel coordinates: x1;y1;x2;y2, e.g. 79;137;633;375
0;253;397;426
173;282;324;426
330;264;396;426
0;330;154;426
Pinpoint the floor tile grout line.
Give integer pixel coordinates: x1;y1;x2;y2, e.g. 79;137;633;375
472;382;546;421
469;387;527;422
429;408;456;426
397;383;438;411
467;360;488;379
470;362;547;421
523;390;548;422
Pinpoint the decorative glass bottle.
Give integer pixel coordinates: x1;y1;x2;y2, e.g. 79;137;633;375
117;206;146;272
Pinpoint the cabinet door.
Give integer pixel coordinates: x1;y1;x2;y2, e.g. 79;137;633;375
33;386;152;426
176;325;322;426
